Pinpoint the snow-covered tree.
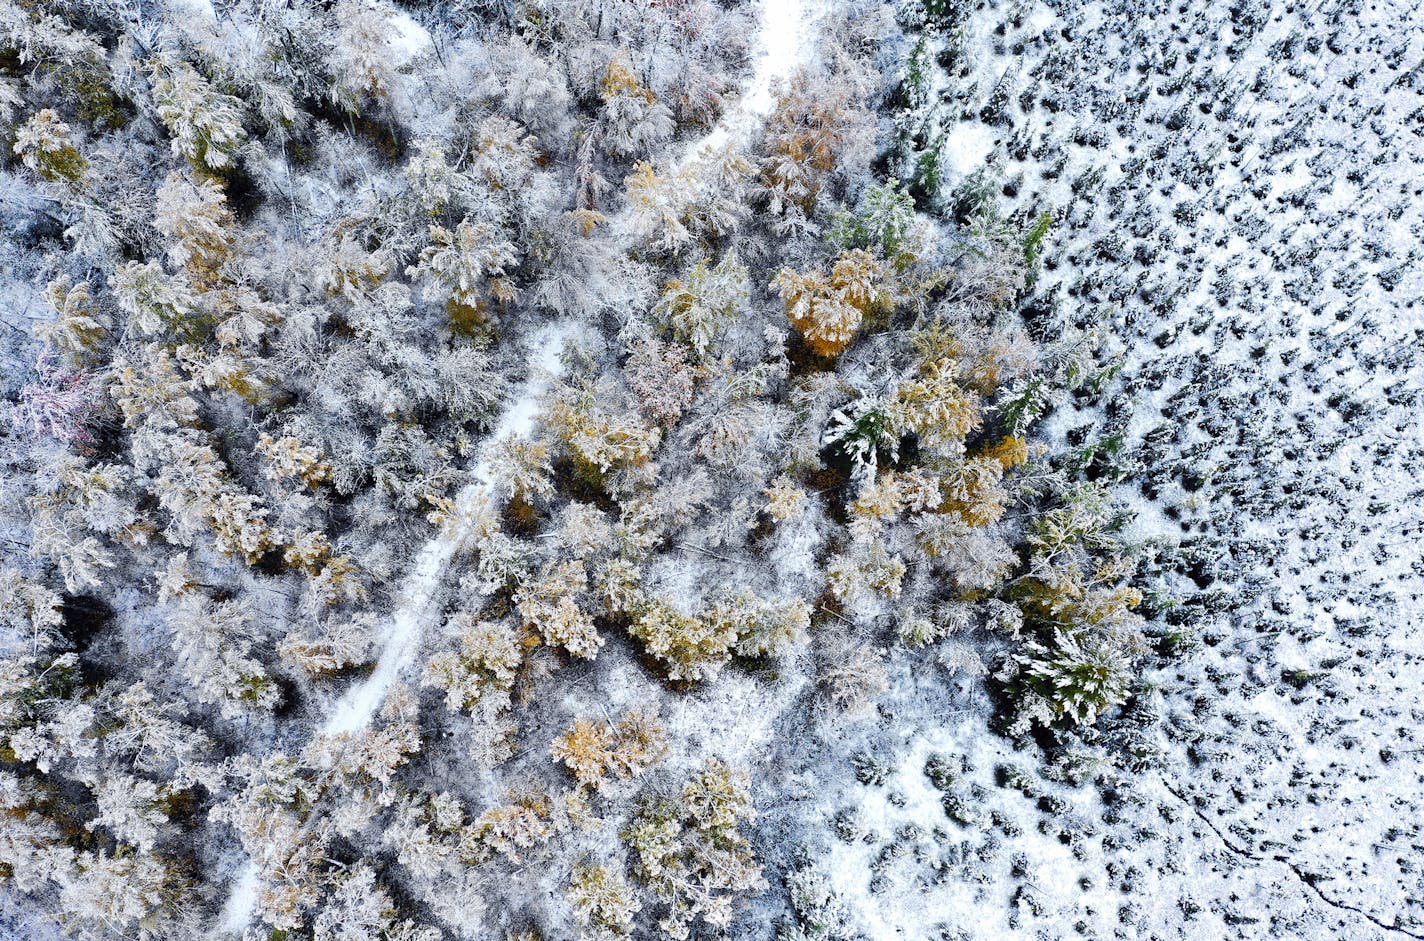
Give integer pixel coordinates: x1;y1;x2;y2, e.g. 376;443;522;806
423;615;520;713
625;760;765;938
98;681;215;787
150;60;248;170
109;262;201;338
36;277;105;364
13;109;86;183
312;865;441;941
550;711;666;792
545;379;662;478
598;54;674;158
57;849;175;939
517;561;602;659
280;614;376;676
167;595;280;717
11;353;104;455
623;162;693;252
328;0;402;112
569;861;641;941
155;171;234;277
87;771;167;852
0;571;63;655
654;253;749;359
407;219;519;323
626;340;696;428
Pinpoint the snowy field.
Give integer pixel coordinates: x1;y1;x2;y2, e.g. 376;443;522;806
837;0;1424;936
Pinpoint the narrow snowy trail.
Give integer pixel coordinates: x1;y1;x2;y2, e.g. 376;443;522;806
220;0;822;931
220;324;573;933
322;322;573;738
685;0;813;158
322;0;819;745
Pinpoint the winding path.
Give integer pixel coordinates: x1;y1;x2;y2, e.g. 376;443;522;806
219;0;819;931
320;0;818;745
322;322;574;738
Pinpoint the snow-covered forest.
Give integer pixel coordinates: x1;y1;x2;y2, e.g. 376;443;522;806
0;0;1420;938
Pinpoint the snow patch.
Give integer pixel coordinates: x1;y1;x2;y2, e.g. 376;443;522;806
217;864;258;934
386;6;434;64
823;719;1107;939
742;0;811;117
1023;2;1057;36
167;0;216;20
943;123;996;176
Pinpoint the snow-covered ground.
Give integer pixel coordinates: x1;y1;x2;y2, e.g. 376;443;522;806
216;864;259;935
386;5;434;65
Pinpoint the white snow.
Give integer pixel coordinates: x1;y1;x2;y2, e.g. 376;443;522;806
386;6;434;64
319;529;455;736
920;0;1424;932
942;123;996;176
471;329;571;487
822;718;1108;940
740;0;811;120
217;865;258;934
1023;2;1057;36
167;0;216;21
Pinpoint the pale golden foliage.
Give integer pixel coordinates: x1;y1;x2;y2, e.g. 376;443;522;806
257;434;333;488
37;277;104;362
516;561;602;659
550;711;667;792
771;250;889;357
762;475;807;522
